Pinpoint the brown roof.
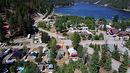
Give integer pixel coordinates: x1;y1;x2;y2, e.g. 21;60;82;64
117;31;130;37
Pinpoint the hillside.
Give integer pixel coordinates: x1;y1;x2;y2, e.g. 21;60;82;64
76;0;130;9
0;0;74;42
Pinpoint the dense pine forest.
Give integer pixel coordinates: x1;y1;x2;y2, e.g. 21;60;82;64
76;0;130;9
0;0;74;42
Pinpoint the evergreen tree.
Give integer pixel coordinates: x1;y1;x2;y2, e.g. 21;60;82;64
41;32;50;43
70;32;81;48
112;45;120;61
123;51;129;65
0;16;4;42
120;17;127;31
118;64;128;73
127;18;130;26
113;15;119;22
90;51;100;73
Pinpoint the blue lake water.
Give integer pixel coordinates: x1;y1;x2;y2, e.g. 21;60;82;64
54;3;130;19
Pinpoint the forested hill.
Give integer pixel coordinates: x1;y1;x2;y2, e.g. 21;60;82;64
76;0;130;9
0;0;74;42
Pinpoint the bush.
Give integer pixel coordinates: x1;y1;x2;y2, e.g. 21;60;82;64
94;35;100;40
99;33;104;40
126;39;130;50
35;57;42;63
76;45;84;58
38;21;47;29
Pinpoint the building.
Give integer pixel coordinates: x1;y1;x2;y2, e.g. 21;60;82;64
117;31;130;37
68;48;78;60
68;27;92;35
126;26;130;32
48;64;54;73
108;28;119;35
56;49;65;60
68;47;78;57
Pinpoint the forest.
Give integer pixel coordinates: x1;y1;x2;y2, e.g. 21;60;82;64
76;0;130;9
0;0;74;42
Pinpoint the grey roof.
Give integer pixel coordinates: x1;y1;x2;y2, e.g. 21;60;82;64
107;44;115;52
48;64;54;69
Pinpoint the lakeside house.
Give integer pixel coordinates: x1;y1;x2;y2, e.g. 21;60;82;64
68;47;78;57
99;24;112;30
56;49;65;60
107;28;119;35
68;47;78;61
68;27;92;35
126;26;130;32
117;31;130;37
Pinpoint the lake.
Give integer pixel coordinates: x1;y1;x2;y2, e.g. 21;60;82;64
54;3;130;19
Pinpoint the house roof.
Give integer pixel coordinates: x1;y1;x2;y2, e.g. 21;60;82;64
48;64;54;69
107;44;115;52
68;48;77;55
57;49;65;55
117;31;130;37
11;49;25;59
0;52;5;58
109;28;119;34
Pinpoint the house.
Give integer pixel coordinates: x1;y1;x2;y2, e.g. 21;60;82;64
108;28;119;35
42;47;48;54
27;34;31;39
117;31;130;37
56;49;65;60
29;51;38;59
11;49;26;59
107;44;115;53
5;59;16;63
99;24;112;30
68;29;92;35
0;52;5;59
48;64;54;72
126;26;130;32
16;67;24;72
68;47;78;57
38;64;46;72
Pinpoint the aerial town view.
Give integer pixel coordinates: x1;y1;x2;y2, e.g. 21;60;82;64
0;0;130;73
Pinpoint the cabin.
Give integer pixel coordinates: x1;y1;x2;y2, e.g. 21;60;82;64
68;47;78;57
11;49;26;59
56;49;65;60
48;64;54;71
126;26;130;32
29;51;39;59
2;22;10;34
108;28;119;35
117;31;130;37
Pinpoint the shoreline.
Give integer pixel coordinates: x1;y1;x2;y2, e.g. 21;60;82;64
53;2;130;20
68;2;130;12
